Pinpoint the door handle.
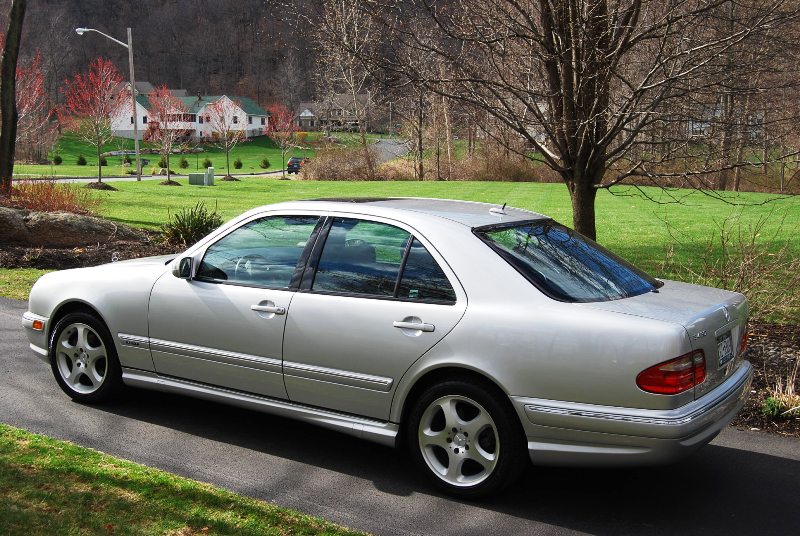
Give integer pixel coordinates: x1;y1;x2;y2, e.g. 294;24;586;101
251;304;286;315
393;320;435;332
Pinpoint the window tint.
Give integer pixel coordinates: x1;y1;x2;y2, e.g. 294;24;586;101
312;218;410;296
398;239;456;303
477;220;661;302
197;216;319;288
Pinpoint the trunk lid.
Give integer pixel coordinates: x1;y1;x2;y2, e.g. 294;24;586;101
586;280;748;399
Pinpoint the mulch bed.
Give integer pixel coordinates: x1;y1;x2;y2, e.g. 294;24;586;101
1;237;797;437
731;322;800;438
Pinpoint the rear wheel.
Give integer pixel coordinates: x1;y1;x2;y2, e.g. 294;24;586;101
407;379;527;498
49;312;122;403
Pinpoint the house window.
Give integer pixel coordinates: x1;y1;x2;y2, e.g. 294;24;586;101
199;116;204;124
233;116;239;124
200;131;203;137
261;117;265;125
143;116;147;123
130;116;134;124
205;115;210;123
248;116;253;124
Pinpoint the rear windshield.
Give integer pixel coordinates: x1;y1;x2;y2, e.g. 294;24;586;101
475;220;662;302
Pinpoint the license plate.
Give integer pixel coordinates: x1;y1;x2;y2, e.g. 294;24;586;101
717;332;734;368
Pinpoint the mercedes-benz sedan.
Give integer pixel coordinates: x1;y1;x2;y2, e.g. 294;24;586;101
22;198;752;497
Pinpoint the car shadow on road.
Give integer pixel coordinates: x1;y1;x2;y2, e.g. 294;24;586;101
98;387;799;535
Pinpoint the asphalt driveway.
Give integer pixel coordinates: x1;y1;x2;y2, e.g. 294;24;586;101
1;296;798;535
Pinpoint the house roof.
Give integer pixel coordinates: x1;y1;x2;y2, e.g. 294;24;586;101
134;94;268;116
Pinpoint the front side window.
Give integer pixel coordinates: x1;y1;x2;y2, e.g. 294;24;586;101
476;220;661;302
197;216;319;288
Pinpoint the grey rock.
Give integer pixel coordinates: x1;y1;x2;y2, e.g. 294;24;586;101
0;207;33;245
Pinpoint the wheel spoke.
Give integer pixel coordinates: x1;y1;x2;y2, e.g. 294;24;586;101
87;365;103;387
467;441;497;467
419;426;450;449
75;325;89;351
445;455;466;482
67;365;83;385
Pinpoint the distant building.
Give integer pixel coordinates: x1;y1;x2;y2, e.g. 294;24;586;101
295;93;384;132
110;81;268;140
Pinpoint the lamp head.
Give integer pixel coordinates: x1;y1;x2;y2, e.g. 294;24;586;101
75;27;88;36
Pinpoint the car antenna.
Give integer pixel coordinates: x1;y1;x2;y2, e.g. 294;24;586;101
502;202;507;210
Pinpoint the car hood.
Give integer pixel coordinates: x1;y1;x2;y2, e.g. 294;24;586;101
111;254;177;267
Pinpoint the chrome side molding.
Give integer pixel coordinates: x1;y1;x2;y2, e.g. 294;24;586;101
121;368;399;447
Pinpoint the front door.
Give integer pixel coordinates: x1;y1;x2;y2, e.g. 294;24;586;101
148;215;321;398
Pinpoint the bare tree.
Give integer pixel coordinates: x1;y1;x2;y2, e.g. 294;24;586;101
144;85;193;185
361;0;799;239
204;96;245;179
315;0;377;179
0;0;25;197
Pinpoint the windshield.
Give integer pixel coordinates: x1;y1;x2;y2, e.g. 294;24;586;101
476;220;662;302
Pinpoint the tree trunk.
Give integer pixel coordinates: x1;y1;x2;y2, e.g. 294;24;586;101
443;96;453;181
226;145;231;177
97;143;103;182
0;0;27;197
416;92;424;180
567;179;599;241
166;152;170;182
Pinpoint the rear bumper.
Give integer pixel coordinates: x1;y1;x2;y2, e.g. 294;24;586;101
512;360;753;466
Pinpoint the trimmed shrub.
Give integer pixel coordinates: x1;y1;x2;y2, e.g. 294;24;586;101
202;158;213;168
234;157;243;169
158;156;168;168
179;157;189;169
76;155;87;166
259;157;270;169
52;155;63;165
122;155;132;164
161;201;223;246
99;156;108;166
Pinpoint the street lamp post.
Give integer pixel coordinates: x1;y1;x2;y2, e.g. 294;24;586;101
75;27;141;181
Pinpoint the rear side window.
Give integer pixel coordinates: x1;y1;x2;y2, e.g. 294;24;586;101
311;218;456;303
313;219;409;296
398;239;456;302
476;220;661;302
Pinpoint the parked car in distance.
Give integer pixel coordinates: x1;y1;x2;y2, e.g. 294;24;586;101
286;156;309;174
22;198;752;498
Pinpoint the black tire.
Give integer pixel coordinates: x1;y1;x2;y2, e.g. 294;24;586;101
406;379;527;498
49;312;123;403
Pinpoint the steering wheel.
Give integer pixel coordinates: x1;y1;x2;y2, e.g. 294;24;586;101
234;254;269;279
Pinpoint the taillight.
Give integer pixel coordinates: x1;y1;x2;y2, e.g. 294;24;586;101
636;350;706;395
740;325;748;355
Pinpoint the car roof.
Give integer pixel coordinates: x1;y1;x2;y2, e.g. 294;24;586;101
263;197;549;228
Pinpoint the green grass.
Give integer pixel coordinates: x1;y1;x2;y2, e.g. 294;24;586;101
0;424;363;535
13;133;316;178
90;178;799;268
0;269;51;301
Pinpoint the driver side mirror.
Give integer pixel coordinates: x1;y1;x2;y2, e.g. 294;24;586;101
173;257;193;279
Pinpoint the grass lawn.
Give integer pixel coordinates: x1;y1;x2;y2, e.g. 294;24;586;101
13;133;317;178
0;424;362;535
93;178;800;270
0;269;52;301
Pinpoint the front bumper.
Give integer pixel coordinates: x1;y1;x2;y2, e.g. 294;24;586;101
512;360;753;466
22;311;50;362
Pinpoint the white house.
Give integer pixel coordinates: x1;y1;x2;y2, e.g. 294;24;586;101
111;87;269;140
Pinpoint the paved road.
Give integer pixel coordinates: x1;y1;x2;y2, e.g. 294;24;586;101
1;296;798;535
373;138;411;165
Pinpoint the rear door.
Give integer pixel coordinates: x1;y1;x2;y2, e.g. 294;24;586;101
282;216;467;420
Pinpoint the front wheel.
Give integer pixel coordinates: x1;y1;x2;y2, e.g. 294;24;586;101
49;312;122;403
407;379;527;498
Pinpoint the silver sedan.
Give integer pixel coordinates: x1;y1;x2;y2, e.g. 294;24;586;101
22;198;752;498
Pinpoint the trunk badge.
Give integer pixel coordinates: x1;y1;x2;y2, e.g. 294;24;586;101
722;306;731;322
693;330;707;339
